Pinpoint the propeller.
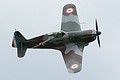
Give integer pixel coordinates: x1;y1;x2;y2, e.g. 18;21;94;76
95;19;101;48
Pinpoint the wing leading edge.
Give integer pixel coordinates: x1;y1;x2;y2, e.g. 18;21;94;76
61;4;81;32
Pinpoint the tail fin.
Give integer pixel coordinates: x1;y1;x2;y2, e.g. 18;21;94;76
12;31;27;58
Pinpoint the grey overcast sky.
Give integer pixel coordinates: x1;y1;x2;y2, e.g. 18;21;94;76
0;0;120;80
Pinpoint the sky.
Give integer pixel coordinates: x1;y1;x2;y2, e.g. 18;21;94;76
0;0;120;80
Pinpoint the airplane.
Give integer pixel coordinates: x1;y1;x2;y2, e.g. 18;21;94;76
12;4;101;73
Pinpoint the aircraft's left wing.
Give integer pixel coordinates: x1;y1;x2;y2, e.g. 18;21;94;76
61;4;81;32
57;43;84;73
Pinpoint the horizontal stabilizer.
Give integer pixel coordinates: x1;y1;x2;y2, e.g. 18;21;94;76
17;43;27;58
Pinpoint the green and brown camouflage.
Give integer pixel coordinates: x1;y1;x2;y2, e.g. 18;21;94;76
12;4;101;73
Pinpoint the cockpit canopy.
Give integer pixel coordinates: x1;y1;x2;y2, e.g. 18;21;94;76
48;32;65;38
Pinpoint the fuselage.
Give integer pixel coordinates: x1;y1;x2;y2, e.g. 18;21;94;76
48;30;96;44
12;4;101;73
24;30;96;49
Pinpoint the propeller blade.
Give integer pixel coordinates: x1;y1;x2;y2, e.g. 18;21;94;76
95;19;101;48
95;19;98;31
97;36;101;48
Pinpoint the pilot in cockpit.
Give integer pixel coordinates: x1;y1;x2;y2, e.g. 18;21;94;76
53;32;65;38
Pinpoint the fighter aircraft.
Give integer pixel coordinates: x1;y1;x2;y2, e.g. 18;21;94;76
12;4;101;73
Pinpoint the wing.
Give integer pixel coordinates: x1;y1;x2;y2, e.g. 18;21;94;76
61;4;81;32
57;43;84;73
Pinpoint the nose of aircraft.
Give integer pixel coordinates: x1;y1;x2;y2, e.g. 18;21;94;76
96;31;101;36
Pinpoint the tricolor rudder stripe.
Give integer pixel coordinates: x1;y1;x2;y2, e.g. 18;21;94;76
12;36;17;47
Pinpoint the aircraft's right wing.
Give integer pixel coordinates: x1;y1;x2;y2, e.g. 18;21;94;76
57;43;85;73
61;4;81;32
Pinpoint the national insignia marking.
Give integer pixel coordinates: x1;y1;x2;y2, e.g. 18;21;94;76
66;8;74;14
70;64;79;70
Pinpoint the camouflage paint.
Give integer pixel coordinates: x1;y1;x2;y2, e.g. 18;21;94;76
12;4;100;73
61;4;81;32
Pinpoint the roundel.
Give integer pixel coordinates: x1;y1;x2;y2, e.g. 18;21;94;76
70;64;79;70
66;8;75;14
